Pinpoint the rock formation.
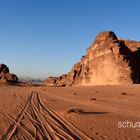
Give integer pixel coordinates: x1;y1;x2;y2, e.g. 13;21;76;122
0;64;18;83
44;31;140;86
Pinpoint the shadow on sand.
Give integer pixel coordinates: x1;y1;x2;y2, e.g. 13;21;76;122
81;111;108;115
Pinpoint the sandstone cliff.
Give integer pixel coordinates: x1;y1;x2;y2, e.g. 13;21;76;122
0;64;18;83
45;31;140;86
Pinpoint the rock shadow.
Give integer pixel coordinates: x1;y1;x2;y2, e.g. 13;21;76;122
119;41;140;83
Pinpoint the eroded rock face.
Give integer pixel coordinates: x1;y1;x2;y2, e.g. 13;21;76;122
0;64;18;83
45;75;67;87
0;64;9;74
44;31;140;86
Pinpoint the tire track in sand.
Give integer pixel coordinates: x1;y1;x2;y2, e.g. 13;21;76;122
0;92;92;140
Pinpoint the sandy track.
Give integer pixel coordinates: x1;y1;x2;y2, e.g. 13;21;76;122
0;92;91;140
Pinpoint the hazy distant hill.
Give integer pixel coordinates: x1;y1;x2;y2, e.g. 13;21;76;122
19;76;44;85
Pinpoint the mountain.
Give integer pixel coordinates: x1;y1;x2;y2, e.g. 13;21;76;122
19;76;44;85
44;31;140;86
0;64;18;83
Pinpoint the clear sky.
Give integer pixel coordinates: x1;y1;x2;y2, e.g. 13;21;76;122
0;0;140;79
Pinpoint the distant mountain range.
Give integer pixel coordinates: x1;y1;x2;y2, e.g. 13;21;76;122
18;76;44;84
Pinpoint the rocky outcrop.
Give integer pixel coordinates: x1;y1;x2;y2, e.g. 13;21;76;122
0;64;18;83
44;31;140;86
45;75;67;87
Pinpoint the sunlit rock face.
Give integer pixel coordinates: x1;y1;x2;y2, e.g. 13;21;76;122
83;31;132;85
45;31;140;86
0;64;18;83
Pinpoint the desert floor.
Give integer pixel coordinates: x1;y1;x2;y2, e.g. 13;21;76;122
0;85;140;140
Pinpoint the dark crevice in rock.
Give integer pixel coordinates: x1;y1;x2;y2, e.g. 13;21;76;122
119;42;140;83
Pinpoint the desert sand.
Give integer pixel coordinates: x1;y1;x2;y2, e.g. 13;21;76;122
0;84;140;140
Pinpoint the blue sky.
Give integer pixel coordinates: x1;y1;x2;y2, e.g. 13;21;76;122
0;0;140;78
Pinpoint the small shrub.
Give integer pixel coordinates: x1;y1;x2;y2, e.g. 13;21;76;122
89;98;96;101
66;107;84;114
121;92;127;95
73;93;77;95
